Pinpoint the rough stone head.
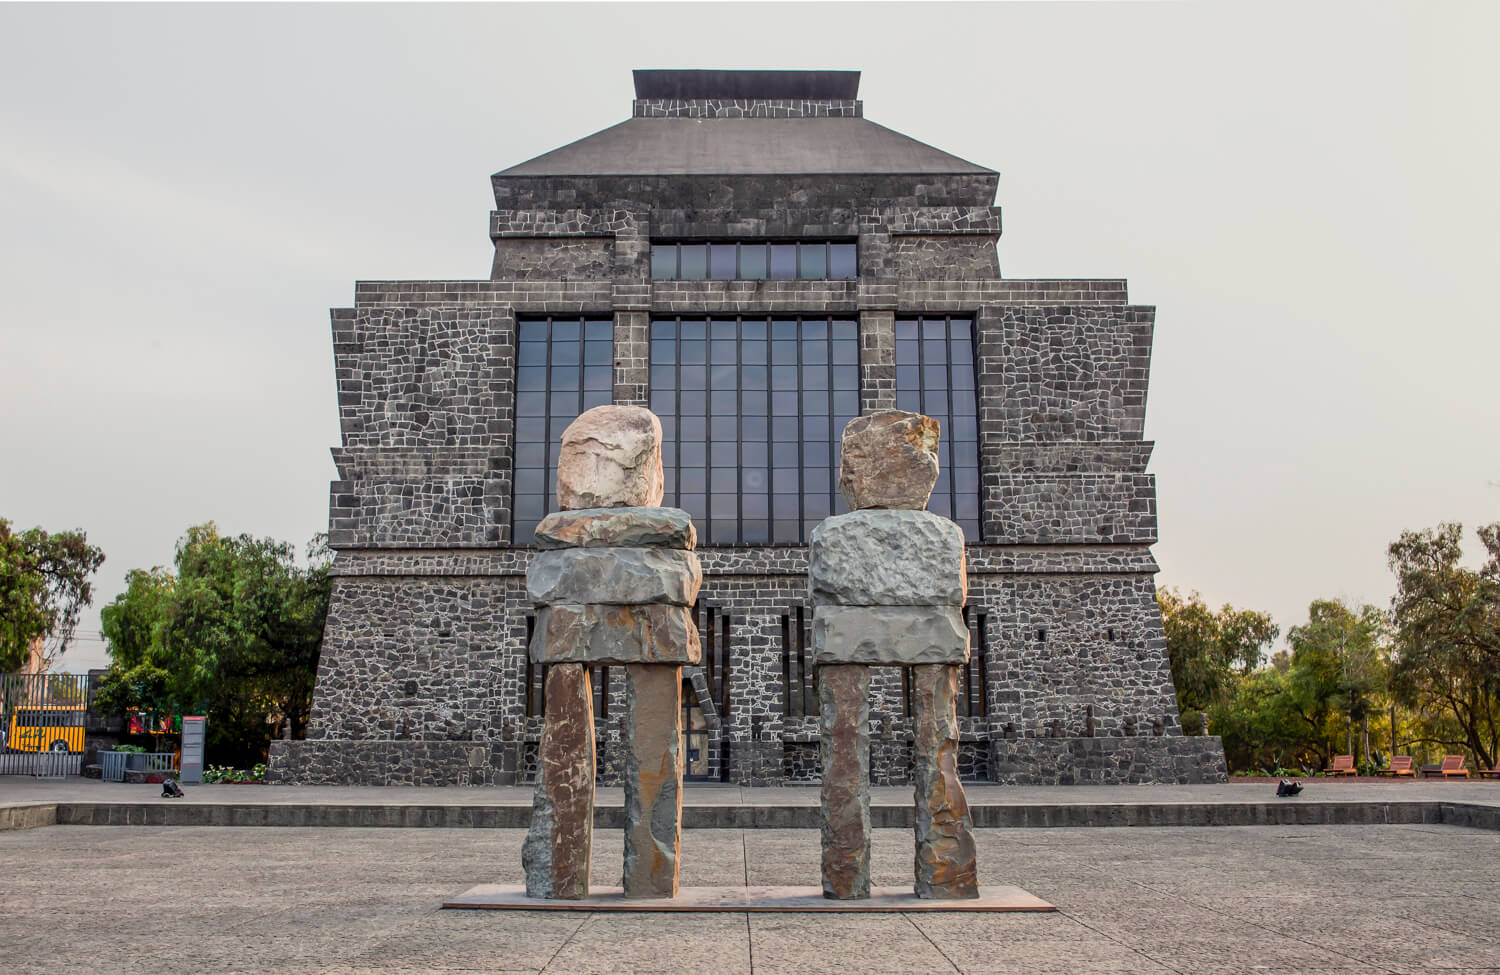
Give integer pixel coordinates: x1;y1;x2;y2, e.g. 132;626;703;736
838;410;941;511
556;406;665;510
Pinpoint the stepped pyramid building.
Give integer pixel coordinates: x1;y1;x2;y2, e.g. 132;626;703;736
268;69;1228;787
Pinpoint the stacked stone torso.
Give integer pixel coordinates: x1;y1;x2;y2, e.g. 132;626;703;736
811;411;979;899
521;406;701;899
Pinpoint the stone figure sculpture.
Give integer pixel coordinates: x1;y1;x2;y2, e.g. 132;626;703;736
810;410;979;900
522;405;702;899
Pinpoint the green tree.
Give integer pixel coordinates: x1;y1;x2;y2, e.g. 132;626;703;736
1387;523;1500;768
1157;588;1279;731
1210;667;1315;772
98;523;331;765
1284;599;1387;767
0;519;105;671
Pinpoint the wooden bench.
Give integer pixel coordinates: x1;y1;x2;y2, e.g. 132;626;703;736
1324;754;1357;776
1375;755;1416;777
1476;760;1500;780
1421;755;1469;778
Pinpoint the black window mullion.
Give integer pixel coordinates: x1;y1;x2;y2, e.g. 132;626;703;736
736;315;744;543
945;315;956;523
827;325;836;517
796;317;805;539
705;316;714;543
675;317;683;513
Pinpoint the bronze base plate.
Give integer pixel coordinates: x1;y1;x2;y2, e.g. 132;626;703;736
443;884;1054;912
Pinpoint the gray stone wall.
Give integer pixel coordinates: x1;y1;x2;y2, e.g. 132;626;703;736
301;576;528;746
982;473;1157;545
490;237;612;280
270;89;1217;788
490;174;1002;212
633;99;862;118
988;736;1228;786
884;235;1000;279
334;305;517;449
971;573;1181;741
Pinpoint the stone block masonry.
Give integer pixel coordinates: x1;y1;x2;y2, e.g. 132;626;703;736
269;68;1225;790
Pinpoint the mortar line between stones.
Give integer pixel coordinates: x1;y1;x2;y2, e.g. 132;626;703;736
901;912;961;974
1123;878;1396;975
538;912;592;974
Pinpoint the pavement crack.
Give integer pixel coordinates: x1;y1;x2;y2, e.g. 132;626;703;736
902;913;962;974
538;912;591;973
742;831;754;975
1055;907;1187;975
1123;877;1395;974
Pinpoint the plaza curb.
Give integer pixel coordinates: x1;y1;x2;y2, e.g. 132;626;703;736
3;798;1498;832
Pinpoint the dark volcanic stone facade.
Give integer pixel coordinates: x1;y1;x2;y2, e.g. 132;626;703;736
269;70;1227;788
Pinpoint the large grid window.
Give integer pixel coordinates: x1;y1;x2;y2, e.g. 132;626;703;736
512;317;613;543
650;317;859;544
894;316;981;540
651;242;856;281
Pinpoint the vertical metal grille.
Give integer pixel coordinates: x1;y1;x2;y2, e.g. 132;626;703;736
780;607;816;717
958;609;989;719
698;604;732;717
0;672;89;777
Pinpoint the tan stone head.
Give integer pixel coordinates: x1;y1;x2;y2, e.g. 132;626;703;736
838;410;941;510
556;405;665;510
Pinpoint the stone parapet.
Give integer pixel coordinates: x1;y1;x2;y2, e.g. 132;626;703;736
328;477;507;549
986;736;1229;786
981;473;1158;545
267;739;524;787
490;173;1000;212
633;98;863;118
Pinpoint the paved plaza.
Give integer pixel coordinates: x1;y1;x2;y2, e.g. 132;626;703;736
3;818;1498;974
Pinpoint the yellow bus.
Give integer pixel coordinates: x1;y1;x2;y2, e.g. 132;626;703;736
5;706;86;753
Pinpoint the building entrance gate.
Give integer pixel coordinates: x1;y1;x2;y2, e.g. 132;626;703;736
0;673;88;777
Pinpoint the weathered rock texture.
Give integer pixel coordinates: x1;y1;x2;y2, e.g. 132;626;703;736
556;406;664;510
820;664;871;899
528;547;701;607
838;410;940;511
809;510;966;606
534;507;696;551
911;664;978;898
530;603;702;665
811;605;970;666
621;665;683;898
522;664;595;899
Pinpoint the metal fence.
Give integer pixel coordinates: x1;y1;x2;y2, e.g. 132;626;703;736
0;673;90;777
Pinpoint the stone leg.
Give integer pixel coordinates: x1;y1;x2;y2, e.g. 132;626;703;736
621;664;683;898
819;663;871;899
910;663;978;898
522;664;595;899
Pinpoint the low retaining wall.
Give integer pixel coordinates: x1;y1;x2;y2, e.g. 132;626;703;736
6;798;1492;832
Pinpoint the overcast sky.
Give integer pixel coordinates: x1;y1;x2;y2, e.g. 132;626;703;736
3;1;1496;674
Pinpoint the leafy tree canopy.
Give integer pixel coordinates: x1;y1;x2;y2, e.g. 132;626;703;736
1387;522;1500;768
97;523;330;766
1158;588;1279;719
0;519;105;671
